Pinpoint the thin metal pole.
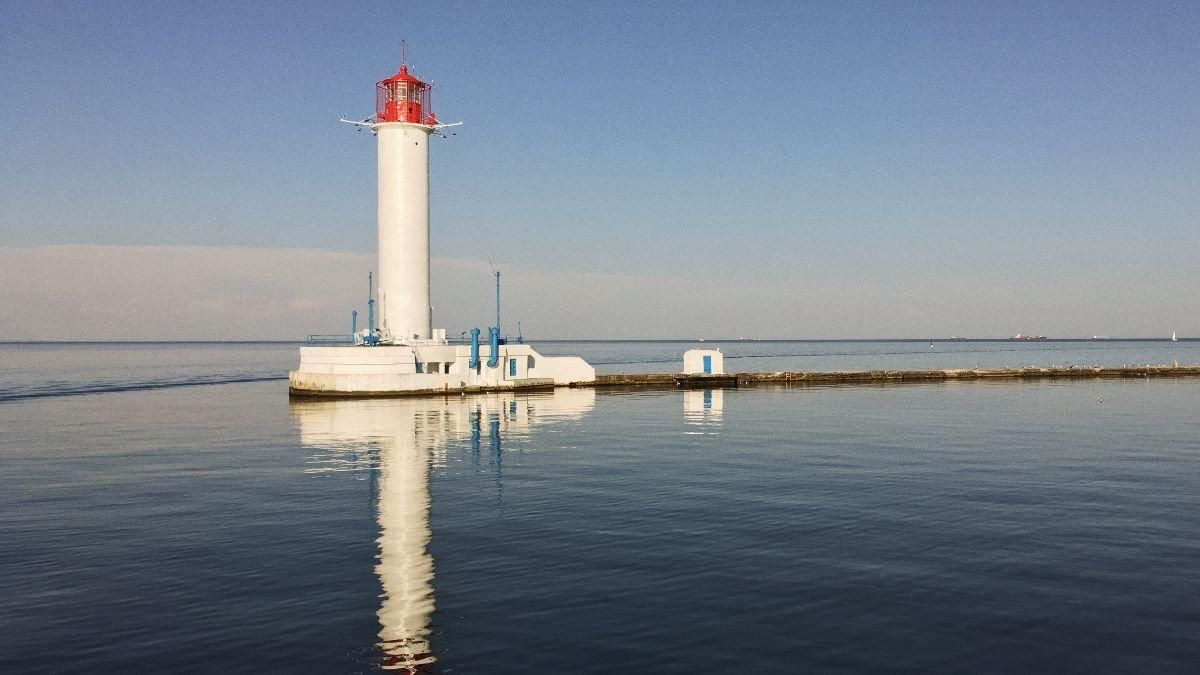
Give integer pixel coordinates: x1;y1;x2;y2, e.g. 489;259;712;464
495;270;501;336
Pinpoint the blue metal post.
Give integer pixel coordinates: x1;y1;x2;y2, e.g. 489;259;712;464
487;327;500;368
351;310;358;335
469;328;480;369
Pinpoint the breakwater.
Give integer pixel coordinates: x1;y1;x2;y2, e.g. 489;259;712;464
588;365;1200;390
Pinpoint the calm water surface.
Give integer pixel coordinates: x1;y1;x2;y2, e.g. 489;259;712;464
2;339;1199;399
2;344;1200;672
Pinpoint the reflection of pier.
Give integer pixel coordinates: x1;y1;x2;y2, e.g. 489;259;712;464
290;389;595;671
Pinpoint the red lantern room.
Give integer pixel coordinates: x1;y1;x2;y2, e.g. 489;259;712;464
376;64;434;125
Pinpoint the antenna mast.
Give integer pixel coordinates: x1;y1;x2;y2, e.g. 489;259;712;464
367;271;377;345
495;268;502;337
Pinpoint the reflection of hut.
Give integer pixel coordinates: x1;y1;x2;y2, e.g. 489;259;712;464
683;389;724;427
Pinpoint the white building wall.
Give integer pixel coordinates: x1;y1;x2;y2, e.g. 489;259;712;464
682;349;724;375
447;344;537;387
297;346;418;374
528;356;596;385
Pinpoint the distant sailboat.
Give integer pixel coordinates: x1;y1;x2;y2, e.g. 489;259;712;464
1172;331;1178;342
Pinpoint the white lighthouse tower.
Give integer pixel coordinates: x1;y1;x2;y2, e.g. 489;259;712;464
374;62;435;343
289;53;595;396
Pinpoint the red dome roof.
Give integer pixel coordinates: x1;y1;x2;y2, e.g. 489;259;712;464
379;64;426;87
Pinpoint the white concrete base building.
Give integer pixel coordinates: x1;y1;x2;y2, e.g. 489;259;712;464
290;343;595;396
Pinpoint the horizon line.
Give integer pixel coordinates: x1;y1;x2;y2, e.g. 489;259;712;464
0;337;1192;345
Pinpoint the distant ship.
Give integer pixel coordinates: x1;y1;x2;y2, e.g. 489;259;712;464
1172;331;1178;342
1009;334;1049;341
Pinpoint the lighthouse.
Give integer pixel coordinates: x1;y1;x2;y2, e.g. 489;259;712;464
288;54;596;396
375;62;436;343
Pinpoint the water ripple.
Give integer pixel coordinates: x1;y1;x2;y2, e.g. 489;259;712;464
0;374;286;402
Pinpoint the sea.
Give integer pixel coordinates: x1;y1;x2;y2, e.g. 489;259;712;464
2;340;1200;672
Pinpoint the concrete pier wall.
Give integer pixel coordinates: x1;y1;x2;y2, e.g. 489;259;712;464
587;365;1200;390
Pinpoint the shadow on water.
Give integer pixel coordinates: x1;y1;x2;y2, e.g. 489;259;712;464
287;389;596;672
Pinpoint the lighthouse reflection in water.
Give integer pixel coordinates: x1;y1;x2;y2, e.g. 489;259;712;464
290;389;596;671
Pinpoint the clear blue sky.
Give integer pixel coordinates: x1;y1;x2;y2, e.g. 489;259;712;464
1;1;1198;339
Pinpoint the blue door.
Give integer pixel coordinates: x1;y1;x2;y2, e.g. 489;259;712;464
702;355;712;374
509;358;517;377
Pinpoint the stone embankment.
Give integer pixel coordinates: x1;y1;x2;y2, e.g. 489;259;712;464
586;366;1200;390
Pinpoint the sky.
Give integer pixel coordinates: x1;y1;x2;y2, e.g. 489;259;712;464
1;1;1198;339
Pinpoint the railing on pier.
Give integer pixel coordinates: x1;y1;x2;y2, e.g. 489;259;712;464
306;334;354;345
304;334;518;346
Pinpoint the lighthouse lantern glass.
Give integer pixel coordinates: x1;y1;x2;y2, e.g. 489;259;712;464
376;69;432;124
